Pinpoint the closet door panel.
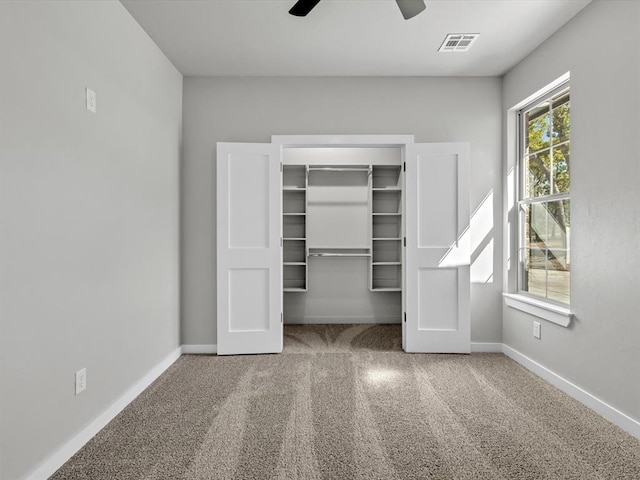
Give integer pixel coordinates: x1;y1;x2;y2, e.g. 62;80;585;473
228;154;270;248
405;143;470;353
228;268;270;332
217;142;282;355
417;268;459;331
416;154;458;248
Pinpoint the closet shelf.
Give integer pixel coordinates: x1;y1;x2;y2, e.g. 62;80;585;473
283;237;306;241
284;288;307;292
372;187;401;191
371;287;402;292
372;213;401;216
308;247;370;258
372;262;401;266
284;262;306;266
372;237;401;241
283;212;306;216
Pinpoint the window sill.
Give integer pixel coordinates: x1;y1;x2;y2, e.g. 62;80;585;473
503;293;572;327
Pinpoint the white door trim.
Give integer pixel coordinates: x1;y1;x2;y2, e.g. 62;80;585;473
272;134;415;148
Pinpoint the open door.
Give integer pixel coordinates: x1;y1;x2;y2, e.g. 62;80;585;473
404;143;470;353
217;143;282;355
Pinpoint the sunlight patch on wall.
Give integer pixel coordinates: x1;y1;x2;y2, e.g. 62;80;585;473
470;190;494;283
471;238;494;283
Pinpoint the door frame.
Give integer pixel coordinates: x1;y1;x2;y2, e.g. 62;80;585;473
272;135;415;149
273;135;414;350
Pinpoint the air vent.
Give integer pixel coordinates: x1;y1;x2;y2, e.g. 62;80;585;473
438;33;479;53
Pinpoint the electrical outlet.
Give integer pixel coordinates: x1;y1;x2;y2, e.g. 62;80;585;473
533;321;541;339
75;368;87;395
86;88;96;113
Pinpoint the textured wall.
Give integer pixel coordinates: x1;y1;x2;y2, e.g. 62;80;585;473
502;0;640;422
181;76;503;346
0;1;182;478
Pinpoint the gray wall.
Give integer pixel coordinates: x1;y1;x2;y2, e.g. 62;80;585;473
182;76;503;346
0;1;182;478
502;1;640;421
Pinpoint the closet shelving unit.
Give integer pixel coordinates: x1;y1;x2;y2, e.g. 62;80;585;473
283;162;403;293
370;165;403;291
283;165;308;291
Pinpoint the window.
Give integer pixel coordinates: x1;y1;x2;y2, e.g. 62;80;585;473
518;85;570;305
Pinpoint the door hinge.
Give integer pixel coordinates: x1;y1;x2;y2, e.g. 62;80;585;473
403;161;406;172
404;312;407;323
403;237;406;247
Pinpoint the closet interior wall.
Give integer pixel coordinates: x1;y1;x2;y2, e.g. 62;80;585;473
282;147;403;324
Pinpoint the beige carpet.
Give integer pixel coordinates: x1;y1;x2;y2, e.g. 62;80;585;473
52;324;640;479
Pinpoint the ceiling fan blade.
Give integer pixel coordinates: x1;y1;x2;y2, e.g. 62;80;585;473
395;0;426;20
289;0;322;17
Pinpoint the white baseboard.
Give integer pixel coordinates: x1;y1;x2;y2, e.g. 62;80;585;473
25;347;182;480
182;344;217;354
471;342;503;353
502;344;640;440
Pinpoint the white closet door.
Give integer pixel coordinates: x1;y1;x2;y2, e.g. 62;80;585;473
217;143;282;355
405;143;470;353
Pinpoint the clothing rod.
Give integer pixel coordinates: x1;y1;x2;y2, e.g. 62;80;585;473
308;253;371;257
308;167;372;173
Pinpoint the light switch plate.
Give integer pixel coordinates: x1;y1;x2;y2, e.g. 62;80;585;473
86;88;96;113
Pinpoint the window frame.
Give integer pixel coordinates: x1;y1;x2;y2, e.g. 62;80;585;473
503;77;573;326
517;82;571;306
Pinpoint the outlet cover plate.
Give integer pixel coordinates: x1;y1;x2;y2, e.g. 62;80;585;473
533;321;541;339
75;368;87;395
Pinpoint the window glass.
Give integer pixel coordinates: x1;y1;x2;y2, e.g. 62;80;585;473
552;144;570;194
524;151;551;197
526;105;550;153
552;97;570;144
519;87;570;304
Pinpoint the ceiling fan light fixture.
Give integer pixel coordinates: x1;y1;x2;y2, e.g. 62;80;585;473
289;0;322;17
395;0;427;20
289;0;427;20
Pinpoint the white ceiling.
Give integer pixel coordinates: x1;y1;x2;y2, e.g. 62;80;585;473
120;0;591;77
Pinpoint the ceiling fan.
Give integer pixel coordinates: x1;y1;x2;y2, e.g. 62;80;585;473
289;0;427;20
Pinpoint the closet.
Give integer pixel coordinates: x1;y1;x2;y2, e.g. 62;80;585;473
281;147;403;325
216;136;470;355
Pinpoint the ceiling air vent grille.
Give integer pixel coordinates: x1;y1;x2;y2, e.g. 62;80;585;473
438;33;479;53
